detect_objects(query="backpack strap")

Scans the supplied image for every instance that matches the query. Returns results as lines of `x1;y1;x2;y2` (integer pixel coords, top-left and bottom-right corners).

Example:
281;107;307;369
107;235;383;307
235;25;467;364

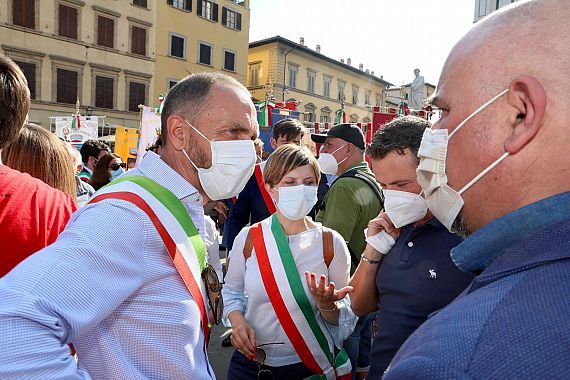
322;227;334;268
243;223;334;268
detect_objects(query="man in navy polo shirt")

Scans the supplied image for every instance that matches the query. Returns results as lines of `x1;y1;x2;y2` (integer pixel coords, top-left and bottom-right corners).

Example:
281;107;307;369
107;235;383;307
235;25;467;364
349;116;474;378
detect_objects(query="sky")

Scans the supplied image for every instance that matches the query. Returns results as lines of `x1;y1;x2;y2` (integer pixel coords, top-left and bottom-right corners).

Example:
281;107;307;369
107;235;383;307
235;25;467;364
249;0;475;87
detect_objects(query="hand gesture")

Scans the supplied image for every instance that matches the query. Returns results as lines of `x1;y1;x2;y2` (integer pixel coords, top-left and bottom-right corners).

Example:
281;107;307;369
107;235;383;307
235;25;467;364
228;312;257;360
305;272;354;310
367;211;401;240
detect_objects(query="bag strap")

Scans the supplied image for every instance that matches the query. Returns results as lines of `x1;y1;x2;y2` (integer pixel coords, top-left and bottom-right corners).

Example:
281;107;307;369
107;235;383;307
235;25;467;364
244;224;334;268
335;168;384;204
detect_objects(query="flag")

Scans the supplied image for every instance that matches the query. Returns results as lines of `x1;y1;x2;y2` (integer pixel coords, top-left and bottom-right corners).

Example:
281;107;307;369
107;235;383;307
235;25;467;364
397;100;408;116
71;112;81;130
156;94;165;114
335;109;346;124
258;100;276;127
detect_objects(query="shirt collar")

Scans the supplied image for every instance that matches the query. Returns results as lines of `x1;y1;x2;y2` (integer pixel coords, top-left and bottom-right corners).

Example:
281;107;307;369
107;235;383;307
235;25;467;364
341;161;369;175
451;191;570;272
134;151;202;204
82;165;93;175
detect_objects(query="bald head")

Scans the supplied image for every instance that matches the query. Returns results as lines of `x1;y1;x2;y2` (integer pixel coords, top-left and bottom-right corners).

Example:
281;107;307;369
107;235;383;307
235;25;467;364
432;0;570;234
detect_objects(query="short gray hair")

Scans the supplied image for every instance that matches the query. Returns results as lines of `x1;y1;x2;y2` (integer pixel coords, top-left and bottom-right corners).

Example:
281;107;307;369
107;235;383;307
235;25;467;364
160;72;248;146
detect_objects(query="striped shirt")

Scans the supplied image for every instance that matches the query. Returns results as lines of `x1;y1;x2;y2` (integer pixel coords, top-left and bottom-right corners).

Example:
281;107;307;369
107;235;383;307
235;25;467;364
0;151;215;379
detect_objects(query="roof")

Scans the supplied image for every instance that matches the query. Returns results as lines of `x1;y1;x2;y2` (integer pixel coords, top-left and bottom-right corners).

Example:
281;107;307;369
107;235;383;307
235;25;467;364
249;36;394;88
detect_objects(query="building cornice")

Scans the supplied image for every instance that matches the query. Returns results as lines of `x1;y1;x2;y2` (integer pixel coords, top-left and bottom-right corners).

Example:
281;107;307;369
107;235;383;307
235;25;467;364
1;45;45;58
249;36;394;88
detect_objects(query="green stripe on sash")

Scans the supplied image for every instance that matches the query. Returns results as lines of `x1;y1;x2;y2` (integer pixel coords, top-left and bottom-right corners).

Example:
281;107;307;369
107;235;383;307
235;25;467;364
106;175;206;271
270;214;334;364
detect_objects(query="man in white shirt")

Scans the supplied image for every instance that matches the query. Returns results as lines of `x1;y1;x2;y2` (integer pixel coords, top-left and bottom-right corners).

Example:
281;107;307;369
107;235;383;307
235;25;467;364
0;73;259;379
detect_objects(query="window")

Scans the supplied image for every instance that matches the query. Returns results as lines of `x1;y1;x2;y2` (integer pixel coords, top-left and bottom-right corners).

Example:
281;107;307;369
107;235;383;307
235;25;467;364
222;7;242;30
365;90;371;106
13;0;35;29
307;71;316;93
169;0;192;11
198;42;212;65
56;68;78;104
97;16;114;48
352;86;359;104
131;26;147;56
168;79;178;89
133;0;147;7
323;76;331;98
223;50;236;72
95;76;114;109
320;112;330;123
375;93;381;107
338;81;345;101
478;0;487;16
58;4;78;39
288;64;298;88
169;34;186;59
248;63;260;86
14;61;36;100
198;0;218;22
128;82;146;112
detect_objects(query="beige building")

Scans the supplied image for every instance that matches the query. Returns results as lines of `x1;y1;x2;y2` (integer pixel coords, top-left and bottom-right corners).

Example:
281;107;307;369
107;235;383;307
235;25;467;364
154;0;250;101
474;0;520;22
1;0;157;129
248;36;393;124
385;82;436;108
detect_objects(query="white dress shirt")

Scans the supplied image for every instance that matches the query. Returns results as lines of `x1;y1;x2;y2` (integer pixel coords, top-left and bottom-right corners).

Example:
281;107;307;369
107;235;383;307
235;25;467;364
222;222;357;367
0;152;215;379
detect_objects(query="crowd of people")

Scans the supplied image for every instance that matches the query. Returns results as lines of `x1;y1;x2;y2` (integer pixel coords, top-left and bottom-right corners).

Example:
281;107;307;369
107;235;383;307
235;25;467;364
0;1;569;379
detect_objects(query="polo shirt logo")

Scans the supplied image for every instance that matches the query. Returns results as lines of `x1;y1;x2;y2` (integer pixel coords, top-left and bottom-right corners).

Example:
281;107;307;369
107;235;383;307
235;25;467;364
429;269;437;279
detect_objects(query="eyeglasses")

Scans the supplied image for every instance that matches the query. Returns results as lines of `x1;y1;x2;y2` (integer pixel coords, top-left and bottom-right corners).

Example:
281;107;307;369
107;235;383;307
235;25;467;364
201;264;223;326
109;162;127;171
253;342;285;380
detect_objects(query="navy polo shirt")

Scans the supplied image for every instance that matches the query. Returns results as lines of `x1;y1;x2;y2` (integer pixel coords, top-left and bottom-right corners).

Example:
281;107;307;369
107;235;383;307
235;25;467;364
367;217;475;379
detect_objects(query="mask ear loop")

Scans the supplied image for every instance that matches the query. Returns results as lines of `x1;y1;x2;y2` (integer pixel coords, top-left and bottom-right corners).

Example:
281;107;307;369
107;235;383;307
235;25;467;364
449;89;509;139
458;152;509;195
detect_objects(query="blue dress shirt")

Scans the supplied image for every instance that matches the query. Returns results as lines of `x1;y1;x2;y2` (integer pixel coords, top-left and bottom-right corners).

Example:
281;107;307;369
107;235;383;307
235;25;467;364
0;152;215;379
385;191;570;380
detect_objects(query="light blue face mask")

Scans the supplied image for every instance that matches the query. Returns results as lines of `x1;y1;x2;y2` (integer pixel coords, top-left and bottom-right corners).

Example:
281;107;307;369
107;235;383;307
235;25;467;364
111;167;125;180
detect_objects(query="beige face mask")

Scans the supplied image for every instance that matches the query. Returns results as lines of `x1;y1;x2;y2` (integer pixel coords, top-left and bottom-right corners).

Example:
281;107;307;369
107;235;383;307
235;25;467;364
416;89;510;231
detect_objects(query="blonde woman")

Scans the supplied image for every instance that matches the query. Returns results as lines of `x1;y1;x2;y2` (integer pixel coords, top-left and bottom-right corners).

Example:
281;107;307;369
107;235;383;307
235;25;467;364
223;144;357;380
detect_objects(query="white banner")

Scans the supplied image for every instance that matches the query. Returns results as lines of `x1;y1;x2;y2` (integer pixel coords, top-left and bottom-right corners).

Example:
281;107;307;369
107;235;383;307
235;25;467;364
136;106;161;164
54;116;99;145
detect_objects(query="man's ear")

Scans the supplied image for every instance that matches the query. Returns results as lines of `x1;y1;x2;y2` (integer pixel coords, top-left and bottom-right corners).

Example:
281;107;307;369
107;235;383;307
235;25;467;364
504;75;546;154
165;115;188;151
270;138;277;150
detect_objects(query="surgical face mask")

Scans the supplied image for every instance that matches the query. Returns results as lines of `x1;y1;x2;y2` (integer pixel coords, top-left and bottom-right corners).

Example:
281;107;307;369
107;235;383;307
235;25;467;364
416;89;510;231
182;120;256;200
110;167;125;180
317;144;348;175
275;184;318;220
383;189;428;228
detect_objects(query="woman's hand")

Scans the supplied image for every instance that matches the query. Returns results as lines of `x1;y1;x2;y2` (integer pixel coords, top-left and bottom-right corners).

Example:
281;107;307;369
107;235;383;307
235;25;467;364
305;272;354;310
367;211;401;240
228;311;257;360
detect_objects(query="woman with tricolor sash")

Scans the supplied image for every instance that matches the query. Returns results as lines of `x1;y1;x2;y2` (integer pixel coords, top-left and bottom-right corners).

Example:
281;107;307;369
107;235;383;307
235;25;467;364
222;145;357;380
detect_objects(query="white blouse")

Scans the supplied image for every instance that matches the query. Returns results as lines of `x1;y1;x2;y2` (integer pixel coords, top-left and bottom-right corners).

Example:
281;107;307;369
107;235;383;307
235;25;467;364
222;221;357;367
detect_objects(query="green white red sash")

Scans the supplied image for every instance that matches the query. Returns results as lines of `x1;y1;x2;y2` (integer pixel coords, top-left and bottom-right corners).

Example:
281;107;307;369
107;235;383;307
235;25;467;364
253;164;276;214
88;175;210;345
251;214;352;380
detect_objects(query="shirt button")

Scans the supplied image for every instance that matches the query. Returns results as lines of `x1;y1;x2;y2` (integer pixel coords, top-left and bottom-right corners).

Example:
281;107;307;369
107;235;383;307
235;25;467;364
408;242;414;248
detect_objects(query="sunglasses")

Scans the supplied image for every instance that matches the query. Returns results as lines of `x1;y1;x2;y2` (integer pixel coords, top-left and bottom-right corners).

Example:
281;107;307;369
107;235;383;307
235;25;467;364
201;264;223;326
109;162;127;171
253;342;285;380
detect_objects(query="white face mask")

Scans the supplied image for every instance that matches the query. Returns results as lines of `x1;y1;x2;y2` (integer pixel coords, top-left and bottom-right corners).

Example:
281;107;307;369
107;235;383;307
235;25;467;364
416;89;510;231
317;144;348;175
275;184;318;220
182;121;256;200
383;189;428;228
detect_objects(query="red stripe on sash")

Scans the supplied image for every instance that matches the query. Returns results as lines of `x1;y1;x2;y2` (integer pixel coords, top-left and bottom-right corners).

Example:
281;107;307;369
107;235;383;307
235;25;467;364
253;165;276;214
250;223;322;375
90;192;210;346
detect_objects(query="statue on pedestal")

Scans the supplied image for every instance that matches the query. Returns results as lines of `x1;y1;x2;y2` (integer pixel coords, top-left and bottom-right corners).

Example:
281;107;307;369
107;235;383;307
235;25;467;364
410;68;425;110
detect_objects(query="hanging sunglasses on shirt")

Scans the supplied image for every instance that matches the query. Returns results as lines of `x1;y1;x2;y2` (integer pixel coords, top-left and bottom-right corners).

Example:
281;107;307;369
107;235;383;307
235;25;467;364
253;342;285;380
201;264;223;326
110;162;127;171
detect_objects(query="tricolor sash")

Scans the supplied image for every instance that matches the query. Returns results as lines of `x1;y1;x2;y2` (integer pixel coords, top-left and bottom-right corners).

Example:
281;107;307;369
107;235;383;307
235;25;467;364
253;164;276;215
88;175;211;345
251;215;351;380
